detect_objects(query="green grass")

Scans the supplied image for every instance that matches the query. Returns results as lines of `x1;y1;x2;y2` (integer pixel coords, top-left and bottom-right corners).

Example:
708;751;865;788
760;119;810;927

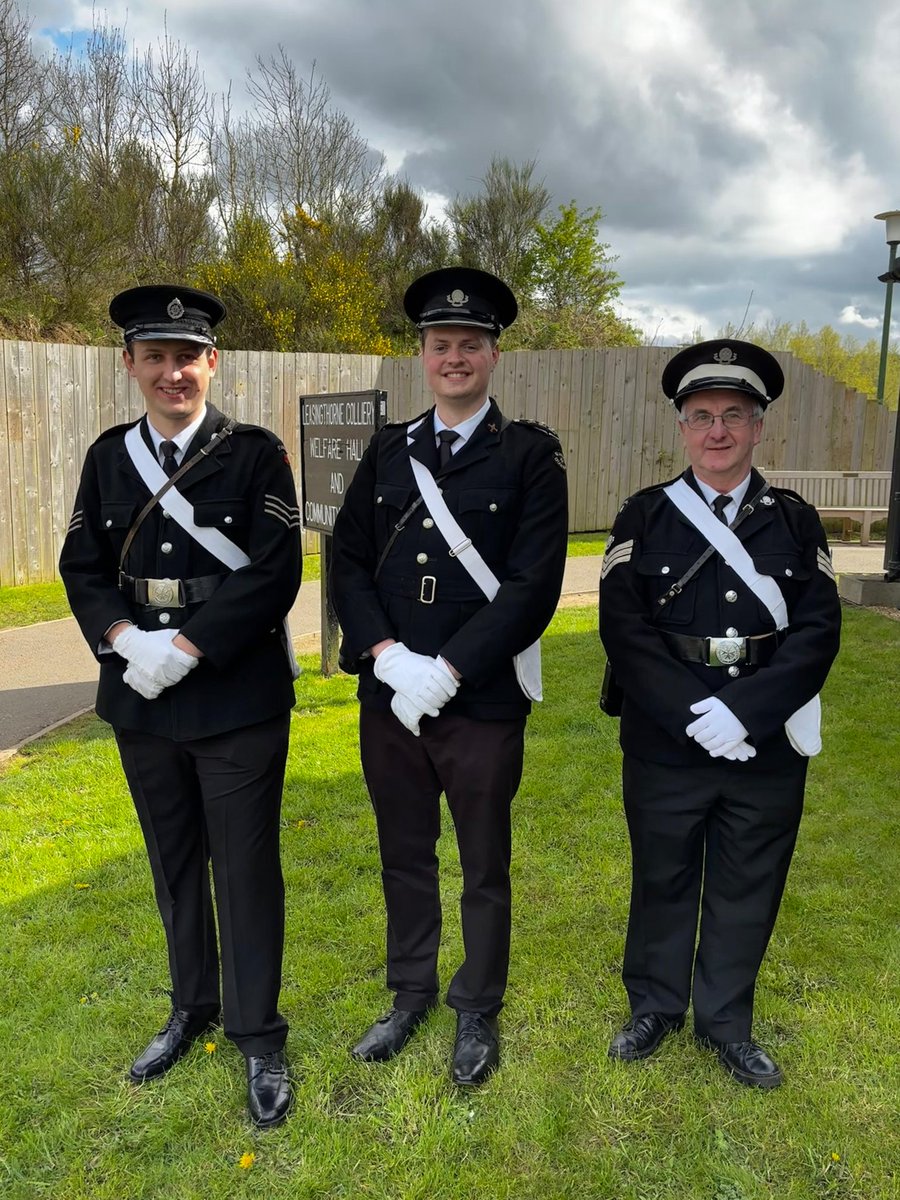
1;606;897;1199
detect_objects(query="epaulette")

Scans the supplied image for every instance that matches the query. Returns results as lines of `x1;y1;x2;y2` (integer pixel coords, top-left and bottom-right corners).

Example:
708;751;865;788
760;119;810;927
384;408;432;430
514;417;561;442
230;422;292;464
96;417;141;442
769;485;807;506
615;474;679;514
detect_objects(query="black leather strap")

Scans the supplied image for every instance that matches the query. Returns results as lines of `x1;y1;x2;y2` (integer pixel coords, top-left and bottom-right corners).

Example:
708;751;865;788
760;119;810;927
119;572;228;607
661;629;786;666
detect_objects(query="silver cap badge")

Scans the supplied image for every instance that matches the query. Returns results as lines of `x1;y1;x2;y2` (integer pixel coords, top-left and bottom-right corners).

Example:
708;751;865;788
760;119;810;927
447;289;468;307
167;297;185;320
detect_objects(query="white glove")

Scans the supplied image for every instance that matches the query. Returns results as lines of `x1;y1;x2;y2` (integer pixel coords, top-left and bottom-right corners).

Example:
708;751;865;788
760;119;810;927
686;697;751;758
122;663;165;700
391;691;427;736
721;739;757;762
373;642;458;711
113;625;199;688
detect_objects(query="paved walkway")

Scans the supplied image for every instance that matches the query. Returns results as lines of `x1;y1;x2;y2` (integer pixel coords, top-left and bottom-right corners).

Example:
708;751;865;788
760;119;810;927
0;544;887;758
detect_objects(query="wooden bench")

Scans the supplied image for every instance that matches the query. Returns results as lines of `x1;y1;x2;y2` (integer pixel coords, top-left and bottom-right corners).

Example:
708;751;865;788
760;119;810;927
763;470;890;544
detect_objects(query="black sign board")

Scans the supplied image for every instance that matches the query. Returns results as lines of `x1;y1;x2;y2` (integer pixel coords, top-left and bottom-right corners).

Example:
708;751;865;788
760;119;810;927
299;390;387;534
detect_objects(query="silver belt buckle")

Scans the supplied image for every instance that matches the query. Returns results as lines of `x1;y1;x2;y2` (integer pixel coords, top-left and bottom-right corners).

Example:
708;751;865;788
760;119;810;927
708;636;745;667
146;577;184;608
419;576;437;604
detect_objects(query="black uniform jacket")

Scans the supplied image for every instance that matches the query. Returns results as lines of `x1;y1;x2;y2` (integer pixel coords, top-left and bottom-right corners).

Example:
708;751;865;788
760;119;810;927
60;403;302;740
599;467;841;766
329;399;569;720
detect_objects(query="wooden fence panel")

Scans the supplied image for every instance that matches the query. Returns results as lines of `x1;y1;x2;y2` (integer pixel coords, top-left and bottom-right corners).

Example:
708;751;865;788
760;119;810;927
0;340;896;584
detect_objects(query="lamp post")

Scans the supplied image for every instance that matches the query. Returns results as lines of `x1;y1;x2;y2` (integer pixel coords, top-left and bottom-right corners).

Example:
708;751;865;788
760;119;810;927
874;211;900;403
874;212;900;582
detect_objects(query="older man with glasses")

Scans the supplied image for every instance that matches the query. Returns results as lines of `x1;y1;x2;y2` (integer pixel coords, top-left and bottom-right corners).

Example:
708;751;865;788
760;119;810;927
598;339;841;1089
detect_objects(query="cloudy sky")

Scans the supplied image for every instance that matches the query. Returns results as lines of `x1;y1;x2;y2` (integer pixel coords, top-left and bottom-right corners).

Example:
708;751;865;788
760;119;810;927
25;0;900;343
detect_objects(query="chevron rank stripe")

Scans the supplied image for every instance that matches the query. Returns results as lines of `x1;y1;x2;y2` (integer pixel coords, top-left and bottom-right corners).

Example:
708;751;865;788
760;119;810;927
67;510;83;534
264;494;301;529
817;547;836;581
601;539;634;579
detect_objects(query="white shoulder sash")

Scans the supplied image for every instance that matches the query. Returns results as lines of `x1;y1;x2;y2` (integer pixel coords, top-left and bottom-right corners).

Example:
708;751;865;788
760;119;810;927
663;477;820;756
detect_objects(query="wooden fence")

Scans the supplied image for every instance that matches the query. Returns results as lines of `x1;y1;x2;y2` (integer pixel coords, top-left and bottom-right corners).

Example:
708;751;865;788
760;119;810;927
0;340;895;585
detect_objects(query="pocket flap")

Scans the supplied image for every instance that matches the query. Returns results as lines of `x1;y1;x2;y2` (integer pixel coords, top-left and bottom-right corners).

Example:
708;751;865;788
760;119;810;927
100;501;136;529
193;498;249;527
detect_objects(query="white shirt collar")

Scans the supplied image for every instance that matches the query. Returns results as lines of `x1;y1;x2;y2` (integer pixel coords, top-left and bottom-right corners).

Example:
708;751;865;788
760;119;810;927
433;398;491;450
146;406;207;462
693;471;752;519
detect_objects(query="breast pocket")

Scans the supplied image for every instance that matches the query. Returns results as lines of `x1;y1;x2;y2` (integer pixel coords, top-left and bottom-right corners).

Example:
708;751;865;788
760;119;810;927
192;498;250;530
100;501;137;543
373;482;414;538
635;552;699;625
750;552;810;620
457;487;517;556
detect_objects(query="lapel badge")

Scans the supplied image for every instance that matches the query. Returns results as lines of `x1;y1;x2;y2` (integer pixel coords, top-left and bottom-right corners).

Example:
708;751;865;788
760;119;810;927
761;494;774;506
447;289;468;307
487;422;498;433
167;296;185;320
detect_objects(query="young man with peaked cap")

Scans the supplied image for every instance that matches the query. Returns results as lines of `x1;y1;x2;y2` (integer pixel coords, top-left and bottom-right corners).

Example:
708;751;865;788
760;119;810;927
59;285;301;1128
329;268;569;1086
598;338;841;1087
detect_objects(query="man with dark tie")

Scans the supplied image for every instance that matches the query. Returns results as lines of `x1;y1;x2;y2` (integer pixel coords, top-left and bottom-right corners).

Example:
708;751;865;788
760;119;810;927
599;339;841;1088
59;285;301;1127
329;268;569;1086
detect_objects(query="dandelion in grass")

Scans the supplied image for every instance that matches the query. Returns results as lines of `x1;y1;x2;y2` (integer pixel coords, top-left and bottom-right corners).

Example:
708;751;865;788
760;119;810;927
204;1041;217;1054
238;1152;256;1169
831;1152;841;1162
296;819;307;829
74;882;91;890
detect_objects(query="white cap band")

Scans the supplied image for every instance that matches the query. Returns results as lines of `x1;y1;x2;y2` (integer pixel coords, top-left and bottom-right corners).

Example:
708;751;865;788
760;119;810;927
677;362;768;398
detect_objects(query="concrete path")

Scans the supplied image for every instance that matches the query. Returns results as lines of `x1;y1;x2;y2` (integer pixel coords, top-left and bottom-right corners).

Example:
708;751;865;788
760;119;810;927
0;543;888;758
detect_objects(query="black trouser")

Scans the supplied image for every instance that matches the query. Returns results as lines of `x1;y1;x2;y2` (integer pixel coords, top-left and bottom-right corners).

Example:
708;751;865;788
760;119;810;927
359;707;526;1016
115;712;290;1056
621;755;808;1042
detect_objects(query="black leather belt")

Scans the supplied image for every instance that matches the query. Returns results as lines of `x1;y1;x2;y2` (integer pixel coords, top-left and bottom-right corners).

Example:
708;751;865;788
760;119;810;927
118;572;227;608
662;629;786;668
377;574;487;605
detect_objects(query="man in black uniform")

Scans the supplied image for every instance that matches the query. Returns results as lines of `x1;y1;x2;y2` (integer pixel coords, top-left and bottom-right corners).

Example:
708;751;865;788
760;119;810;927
59;286;301;1127
330;268;568;1086
599;339;841;1088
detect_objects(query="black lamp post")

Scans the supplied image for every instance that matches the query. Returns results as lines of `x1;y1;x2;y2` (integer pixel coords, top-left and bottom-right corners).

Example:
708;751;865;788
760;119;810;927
874;212;900;581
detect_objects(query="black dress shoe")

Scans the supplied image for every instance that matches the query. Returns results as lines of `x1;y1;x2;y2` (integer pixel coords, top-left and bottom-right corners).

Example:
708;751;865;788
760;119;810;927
350;1007;431;1062
698;1036;783;1089
451;1011;499;1087
246;1050;293;1128
128;1007;219;1082
608;1012;685;1061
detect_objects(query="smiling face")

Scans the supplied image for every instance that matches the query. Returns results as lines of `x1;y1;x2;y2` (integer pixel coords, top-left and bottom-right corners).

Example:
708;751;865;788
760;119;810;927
678;389;763;491
123;339;218;437
421;326;500;423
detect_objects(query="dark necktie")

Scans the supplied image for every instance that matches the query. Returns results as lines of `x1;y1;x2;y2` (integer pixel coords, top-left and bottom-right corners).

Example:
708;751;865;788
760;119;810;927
712;493;731;524
160;440;179;478
438;429;460;469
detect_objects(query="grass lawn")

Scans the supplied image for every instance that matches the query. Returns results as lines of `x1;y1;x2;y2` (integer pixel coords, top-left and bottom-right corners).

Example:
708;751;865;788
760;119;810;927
1;605;897;1199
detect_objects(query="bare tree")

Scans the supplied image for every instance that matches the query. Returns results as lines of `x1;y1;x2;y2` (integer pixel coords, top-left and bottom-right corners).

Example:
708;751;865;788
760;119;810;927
0;0;55;154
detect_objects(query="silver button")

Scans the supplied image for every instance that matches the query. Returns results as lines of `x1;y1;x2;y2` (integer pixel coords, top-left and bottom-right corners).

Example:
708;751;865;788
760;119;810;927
726;627;739;638
727;665;740;677
784;568;792;577
416;553;428;565
158;612;171;625
162;511;170;520
422;518;434;529
489;503;498;512
376;496;383;504
224;515;233;525
725;590;738;603
661;565;670;575
161;542;173;555
105;519;113;528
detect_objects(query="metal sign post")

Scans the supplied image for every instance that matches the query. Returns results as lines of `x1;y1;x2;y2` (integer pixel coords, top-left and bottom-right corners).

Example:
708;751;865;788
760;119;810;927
299;390;387;674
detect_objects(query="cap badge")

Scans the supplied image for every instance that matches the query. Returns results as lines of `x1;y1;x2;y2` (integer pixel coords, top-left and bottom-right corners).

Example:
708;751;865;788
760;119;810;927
166;297;185;320
447;289;468;307
713;347;737;364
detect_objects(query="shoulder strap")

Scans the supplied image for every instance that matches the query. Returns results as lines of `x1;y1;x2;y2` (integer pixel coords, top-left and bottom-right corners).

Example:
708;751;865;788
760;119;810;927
663;478;788;629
